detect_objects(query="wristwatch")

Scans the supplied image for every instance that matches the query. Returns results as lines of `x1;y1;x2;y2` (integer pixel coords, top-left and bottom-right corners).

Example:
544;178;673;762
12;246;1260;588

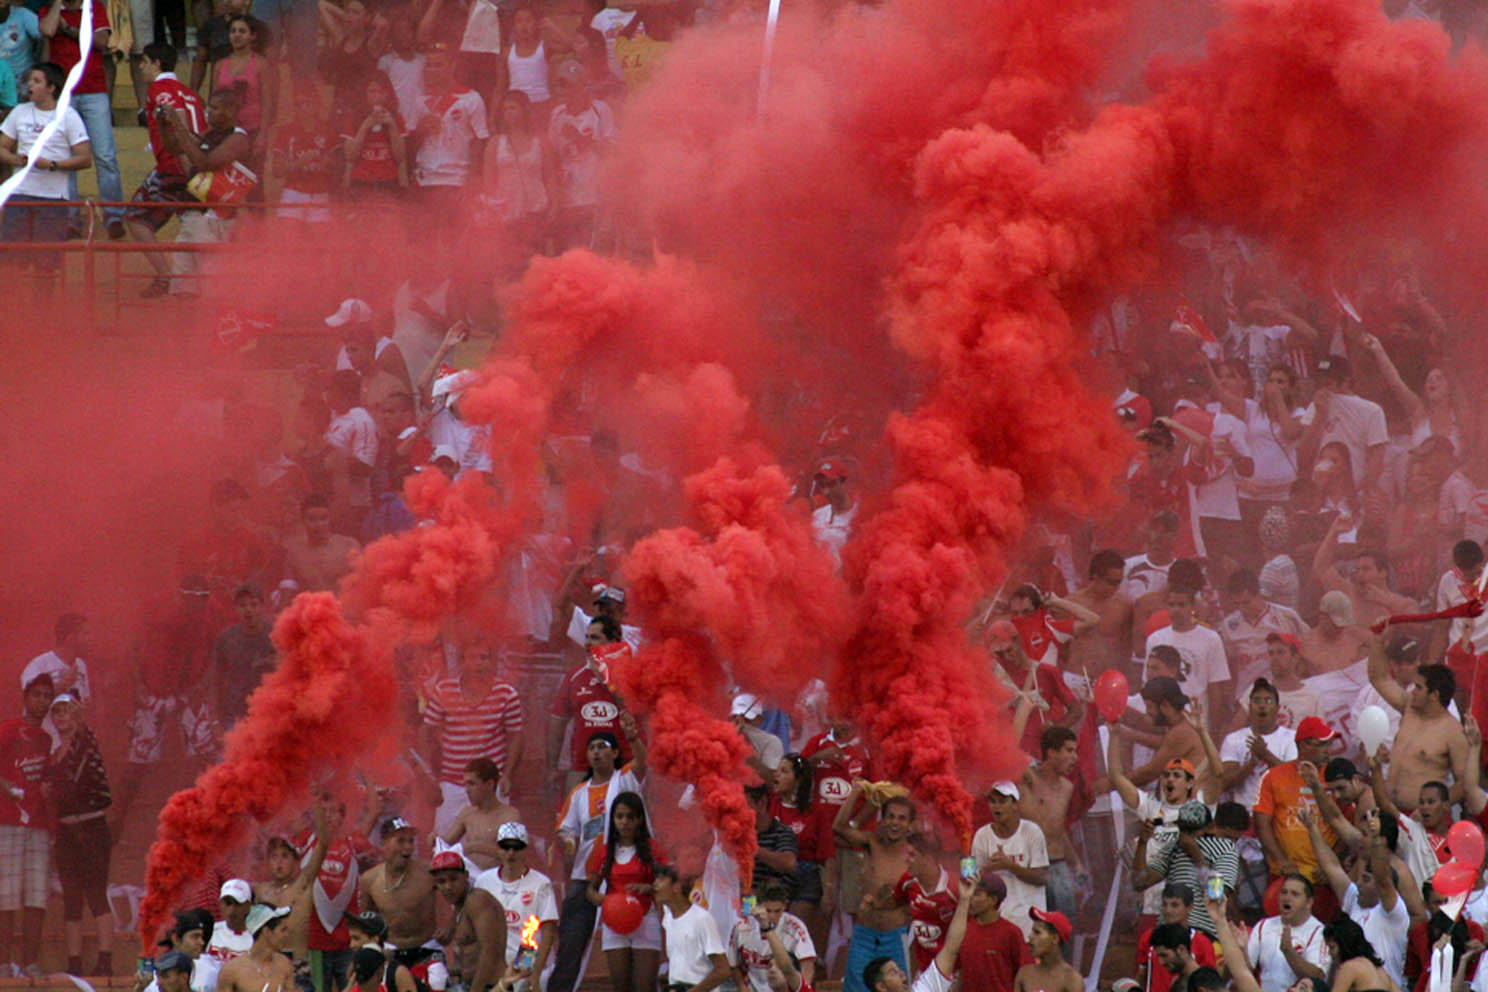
47;161;56;171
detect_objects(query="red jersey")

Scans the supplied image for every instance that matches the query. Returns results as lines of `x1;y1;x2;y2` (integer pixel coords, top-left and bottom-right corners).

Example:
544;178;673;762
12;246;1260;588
145;73;205;177
770;798;835;863
1010;610;1075;667
894;869;957;973
801;731;869;808
272;122;337;194
294;829;377;950
0;719;51;829
341;109;405;185
958;914;1030;992
549;661;631;771
1425;826;1451;864
585;839;665;915
39;3;110;93
1137;926;1216;992
999;660;1077;759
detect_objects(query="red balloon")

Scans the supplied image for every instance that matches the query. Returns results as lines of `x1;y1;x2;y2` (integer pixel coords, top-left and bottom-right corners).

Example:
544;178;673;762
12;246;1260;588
1093;670;1130;723
1450;820;1487;869
1434;860;1477;899
601;892;647;935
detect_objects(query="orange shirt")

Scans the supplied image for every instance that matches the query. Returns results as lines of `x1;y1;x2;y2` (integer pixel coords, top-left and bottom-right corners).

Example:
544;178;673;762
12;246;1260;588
1254;761;1337;880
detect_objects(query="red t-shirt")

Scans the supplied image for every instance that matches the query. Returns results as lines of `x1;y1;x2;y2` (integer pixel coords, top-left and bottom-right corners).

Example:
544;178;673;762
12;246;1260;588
549;662;631;772
294;830;377;950
894;869;957;973
957;915;1030;992
340;107;405;186
0;719;51;829
146;73;206;177
770;798;836;863
1137;926;1216;992
272;122;337;194
585;839;665;915
800;731;869;808
1010;610;1075;667
39;4;110;93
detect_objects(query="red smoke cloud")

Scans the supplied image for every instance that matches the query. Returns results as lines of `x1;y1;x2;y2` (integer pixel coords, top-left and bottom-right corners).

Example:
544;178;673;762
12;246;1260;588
138;593;397;945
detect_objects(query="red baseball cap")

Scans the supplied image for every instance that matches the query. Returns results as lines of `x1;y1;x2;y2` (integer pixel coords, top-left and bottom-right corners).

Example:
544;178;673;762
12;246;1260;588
1030;907;1073;943
430;851;466;873
816;459;848;482
1294;716;1338;743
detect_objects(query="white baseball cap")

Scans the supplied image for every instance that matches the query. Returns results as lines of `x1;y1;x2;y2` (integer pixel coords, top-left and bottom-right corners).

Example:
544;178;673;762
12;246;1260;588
731;693;763;719
219;879;252;904
324;298;373;328
988;780;1021;801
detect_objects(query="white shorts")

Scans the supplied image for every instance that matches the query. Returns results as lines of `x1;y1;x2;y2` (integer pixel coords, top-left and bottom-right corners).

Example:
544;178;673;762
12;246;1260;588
279;187;333;223
600;909;661;952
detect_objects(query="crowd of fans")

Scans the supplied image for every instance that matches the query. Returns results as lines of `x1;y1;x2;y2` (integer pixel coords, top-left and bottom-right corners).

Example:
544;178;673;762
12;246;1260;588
5;2;1488;992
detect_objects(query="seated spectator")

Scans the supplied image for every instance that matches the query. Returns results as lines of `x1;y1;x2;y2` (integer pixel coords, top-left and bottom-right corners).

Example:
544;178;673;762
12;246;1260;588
0;62;93;280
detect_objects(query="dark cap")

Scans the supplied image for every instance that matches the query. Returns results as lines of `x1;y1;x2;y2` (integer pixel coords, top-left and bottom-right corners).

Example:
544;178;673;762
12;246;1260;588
1136;421;1175;449
1315;355;1351;380
379;816;415;839
345;911;387;939
977;873;1007;901
156;950;194;975
1324;757;1359;783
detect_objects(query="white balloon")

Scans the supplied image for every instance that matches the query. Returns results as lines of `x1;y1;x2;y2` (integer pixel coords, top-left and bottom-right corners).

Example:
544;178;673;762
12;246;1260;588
1358;705;1390;758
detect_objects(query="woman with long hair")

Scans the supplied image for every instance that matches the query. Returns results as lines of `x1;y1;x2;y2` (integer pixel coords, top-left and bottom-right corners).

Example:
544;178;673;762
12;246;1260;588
770;753;834;953
1209;357;1304;546
482;89;556;259
584;791;663;992
341;70;409;202
213;15;277;163
1324;916;1398;992
1361;333;1467;460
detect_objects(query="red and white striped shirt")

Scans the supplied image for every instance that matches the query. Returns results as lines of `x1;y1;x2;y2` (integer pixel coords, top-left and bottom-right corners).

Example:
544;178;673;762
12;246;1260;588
423;678;524;785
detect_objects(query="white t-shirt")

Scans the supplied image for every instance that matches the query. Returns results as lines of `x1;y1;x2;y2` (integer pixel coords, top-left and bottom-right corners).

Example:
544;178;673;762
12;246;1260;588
662;904;725;985
1233;398;1306;501
326;406;378;466
21;650;90;701
588;7;638;75
473;866;559;964
1133;792;1185;915
1246;915;1330;992
728;912;816;992
911;961;953;992
556;764;643;880
1191;408;1252;521
1144;623;1231;703
428;408;492;477
376;52;426;127
1300;393;1388;485
1122;554;1171;603
1343;882;1409;990
144;962;214;992
1436;569;1488;654
812;503;856;568
970;819;1048;937
549;100;616;207
413;89;489;187
205;921;253;967
1219;725;1297;809
1220;603;1307;696
0;102;89;199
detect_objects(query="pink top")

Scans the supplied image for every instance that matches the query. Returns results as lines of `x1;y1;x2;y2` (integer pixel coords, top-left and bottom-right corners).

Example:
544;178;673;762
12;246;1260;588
213;54;263;130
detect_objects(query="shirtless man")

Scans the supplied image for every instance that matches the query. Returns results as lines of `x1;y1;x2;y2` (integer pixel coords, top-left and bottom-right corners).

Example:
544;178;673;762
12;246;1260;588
1311;521;1414;630
1020;726;1083;921
1066;549;1134;681
253;804;331;961
430;851;507;992
1119;677;1206;790
216;906;295;992
1298;591;1370;675
359;818;438;957
443;759;518;871
834;784;914;992
1013;909;1083;992
1366;633;1467;811
283;494;361;593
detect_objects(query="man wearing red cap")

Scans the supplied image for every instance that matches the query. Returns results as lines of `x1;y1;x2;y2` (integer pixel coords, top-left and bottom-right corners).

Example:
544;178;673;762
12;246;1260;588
1013;908;1081;992
985;622;1081;760
430;851;508;992
1253;717;1341;918
810;460;855;568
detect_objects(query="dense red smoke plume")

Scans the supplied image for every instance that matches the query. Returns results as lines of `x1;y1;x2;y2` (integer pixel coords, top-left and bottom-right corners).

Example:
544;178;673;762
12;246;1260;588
138;593;397;945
